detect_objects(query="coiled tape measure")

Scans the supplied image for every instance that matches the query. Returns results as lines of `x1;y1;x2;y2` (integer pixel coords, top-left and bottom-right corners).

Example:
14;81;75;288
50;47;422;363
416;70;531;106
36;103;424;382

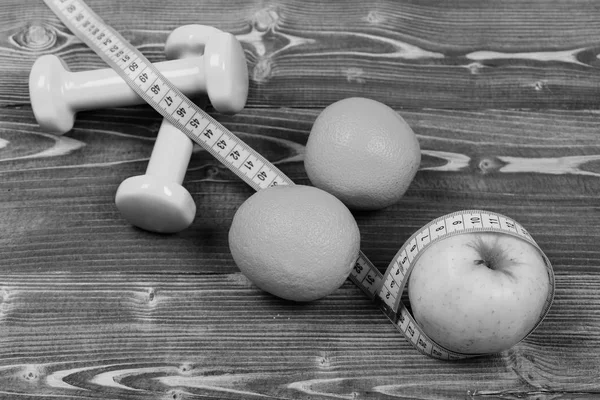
44;0;555;360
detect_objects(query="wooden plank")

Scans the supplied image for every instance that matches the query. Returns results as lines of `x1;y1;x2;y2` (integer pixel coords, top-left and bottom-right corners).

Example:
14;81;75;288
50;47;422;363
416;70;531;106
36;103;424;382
1;105;599;397
4;0;600;109
0;272;598;398
1;106;599;275
2;1;600;397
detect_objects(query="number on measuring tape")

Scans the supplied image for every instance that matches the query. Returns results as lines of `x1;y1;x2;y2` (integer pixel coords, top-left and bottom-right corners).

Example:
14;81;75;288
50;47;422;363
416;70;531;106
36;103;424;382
45;0;294;193
376;209;555;360
348;253;383;299
227;145;250;168
44;0;554;361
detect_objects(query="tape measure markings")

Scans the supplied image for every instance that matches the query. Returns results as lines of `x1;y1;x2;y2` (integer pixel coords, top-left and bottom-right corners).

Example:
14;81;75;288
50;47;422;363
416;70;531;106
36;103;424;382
48;0;293;192
49;0;387;305
380;210;535;313
377;209;555;359
349;253;384;300
45;0;555;361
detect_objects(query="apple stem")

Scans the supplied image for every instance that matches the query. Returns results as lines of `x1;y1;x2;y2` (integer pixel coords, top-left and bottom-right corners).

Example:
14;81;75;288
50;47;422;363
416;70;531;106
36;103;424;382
469;236;508;271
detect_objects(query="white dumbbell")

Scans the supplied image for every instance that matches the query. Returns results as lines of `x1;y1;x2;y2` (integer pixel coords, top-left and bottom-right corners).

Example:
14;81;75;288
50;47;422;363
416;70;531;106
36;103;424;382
114;25;249;233
29;24;249;134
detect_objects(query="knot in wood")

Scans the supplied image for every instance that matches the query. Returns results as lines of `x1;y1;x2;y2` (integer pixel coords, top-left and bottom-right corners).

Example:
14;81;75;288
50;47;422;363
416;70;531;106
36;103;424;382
466;62;483;75
253;7;279;32
21;364;44;382
366;10;386;24
344;67;366;84
13;23;57;51
316;351;334;370
179;363;194;375
168;389;184;400
253;57;273;83
205;165;221;178
477;156;505;174
147;288;156;303
534;80;548;91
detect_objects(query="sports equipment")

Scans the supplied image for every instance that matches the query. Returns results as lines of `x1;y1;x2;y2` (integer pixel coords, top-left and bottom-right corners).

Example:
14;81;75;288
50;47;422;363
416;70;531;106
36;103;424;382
115;25;248;233
29;25;248;134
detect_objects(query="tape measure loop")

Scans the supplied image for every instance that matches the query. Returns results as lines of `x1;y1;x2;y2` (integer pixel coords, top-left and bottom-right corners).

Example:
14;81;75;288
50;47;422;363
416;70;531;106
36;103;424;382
43;0;554;361
377;209;555;360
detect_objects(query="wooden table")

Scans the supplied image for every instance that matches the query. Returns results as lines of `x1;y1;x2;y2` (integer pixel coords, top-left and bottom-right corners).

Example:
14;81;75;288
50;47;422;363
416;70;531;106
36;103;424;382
2;1;599;398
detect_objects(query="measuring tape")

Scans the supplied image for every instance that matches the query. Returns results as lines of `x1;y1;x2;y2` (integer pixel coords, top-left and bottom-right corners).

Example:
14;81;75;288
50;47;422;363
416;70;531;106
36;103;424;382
45;0;293;192
376;209;555;359
43;0;555;360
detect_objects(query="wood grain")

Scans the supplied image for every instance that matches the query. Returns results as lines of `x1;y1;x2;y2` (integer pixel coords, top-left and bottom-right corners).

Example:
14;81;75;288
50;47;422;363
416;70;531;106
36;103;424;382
0;273;599;399
1;104;600;398
4;0;600;110
2;0;600;399
2;107;599;274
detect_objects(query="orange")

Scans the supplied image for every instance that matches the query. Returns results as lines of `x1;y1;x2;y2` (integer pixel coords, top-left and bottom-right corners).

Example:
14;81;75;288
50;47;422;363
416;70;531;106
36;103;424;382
228;185;360;302
304;97;421;210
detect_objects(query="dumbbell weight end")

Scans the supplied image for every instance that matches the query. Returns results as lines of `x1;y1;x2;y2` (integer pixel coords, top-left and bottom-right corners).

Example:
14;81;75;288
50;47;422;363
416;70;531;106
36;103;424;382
115;119;196;233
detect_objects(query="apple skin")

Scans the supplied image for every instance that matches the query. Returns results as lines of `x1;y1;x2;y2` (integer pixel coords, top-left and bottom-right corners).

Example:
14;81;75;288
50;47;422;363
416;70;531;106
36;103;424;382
408;232;551;355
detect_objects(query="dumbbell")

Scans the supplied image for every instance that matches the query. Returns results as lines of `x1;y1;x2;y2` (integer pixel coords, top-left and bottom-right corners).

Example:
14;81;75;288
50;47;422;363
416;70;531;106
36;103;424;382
114;25;249;233
29;24;249;134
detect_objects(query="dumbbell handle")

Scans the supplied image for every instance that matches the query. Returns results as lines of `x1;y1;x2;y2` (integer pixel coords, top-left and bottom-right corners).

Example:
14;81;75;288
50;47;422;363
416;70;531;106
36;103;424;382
64;57;205;111
146;119;194;183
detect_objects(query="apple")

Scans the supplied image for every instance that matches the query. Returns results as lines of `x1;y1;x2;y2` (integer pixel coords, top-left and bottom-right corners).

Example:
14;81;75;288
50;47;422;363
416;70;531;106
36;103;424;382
407;231;552;355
